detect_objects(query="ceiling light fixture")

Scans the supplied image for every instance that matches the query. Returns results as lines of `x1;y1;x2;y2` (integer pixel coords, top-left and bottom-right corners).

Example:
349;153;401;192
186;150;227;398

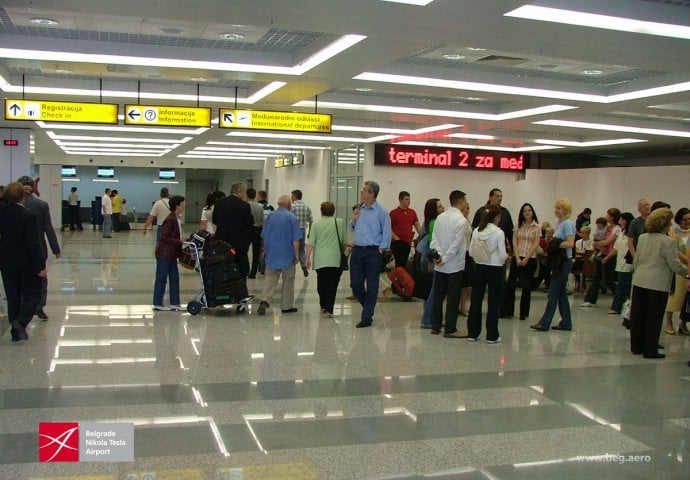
442;54;466;60
218;32;245;40
534;138;647;147
0;34;366;78
581;69;603;76
505;5;690;40
160;28;183;35
353;72;690;103
355;87;372;92
293;99;575;121
466;47;487;51
396;141;562;152
190;77;207;82
30;17;59;26
379;0;435;5
534;119;690;138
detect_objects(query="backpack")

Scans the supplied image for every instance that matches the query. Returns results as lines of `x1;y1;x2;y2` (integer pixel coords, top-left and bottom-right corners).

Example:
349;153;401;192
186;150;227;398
469;233;492;263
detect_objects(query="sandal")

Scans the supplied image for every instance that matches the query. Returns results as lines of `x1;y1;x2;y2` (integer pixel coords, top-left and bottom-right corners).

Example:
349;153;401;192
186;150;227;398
665;327;676;335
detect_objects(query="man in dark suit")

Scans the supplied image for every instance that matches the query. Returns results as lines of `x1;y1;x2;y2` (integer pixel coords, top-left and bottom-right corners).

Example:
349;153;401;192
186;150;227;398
0;182;47;341
213;182;254;277
18;176;61;320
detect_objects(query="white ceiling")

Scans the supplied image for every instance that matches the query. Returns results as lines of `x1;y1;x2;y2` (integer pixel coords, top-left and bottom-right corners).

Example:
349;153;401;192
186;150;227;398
1;0;690;165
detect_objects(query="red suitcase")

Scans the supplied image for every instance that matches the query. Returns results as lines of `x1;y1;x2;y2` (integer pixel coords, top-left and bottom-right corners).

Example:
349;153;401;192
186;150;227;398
388;267;415;299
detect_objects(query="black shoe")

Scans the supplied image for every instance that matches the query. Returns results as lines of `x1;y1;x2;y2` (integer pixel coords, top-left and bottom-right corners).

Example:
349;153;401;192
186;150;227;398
622;318;630;329
658;344;664;349
257;301;269;315
281;308;298;313
248;275;256;279
632;350;642;355
302;266;309;277
551;325;571;331
355;319;372;328
36;309;49;321
519;316;526;320
430;329;441;335
530;324;548;331
420;325;432;329
443;331;468;338
643;353;665;359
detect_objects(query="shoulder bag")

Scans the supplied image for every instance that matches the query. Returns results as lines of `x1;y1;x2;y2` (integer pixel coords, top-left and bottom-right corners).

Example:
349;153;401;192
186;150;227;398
334;218;349;271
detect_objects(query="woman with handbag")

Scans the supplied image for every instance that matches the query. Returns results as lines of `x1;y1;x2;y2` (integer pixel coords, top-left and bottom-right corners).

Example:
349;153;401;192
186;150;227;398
306;201;347;318
508;203;541;320
419;198;444;328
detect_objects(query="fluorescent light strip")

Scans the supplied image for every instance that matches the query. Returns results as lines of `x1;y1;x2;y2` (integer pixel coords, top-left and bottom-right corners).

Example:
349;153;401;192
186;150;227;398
446;133;497;140
294;99;575;120
178;154;266;160
396;140;562;152
505;5;690;40
63;148;171;154
190;149;271;157
194;147;296;154
46;132;192;143
534;119;690;138
36;121;207;135
354;72;690;104
225;130;391;143
0;35;365;77
380;0;434;5
534;138;647;147
67;151;164;157
56;142;181;149
208;141;325;150
333;123;460;134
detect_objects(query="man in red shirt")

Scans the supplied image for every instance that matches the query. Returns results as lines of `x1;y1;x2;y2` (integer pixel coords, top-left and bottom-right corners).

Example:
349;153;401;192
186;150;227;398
389;191;421;270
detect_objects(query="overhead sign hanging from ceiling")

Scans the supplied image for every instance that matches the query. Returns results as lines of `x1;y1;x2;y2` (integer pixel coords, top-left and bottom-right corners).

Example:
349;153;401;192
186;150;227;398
219;109;332;133
374;143;527;172
124;104;211;127
5;99;118;124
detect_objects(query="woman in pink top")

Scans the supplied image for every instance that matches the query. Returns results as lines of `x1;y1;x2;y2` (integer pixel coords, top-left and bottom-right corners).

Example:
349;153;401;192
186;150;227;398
507;203;541;320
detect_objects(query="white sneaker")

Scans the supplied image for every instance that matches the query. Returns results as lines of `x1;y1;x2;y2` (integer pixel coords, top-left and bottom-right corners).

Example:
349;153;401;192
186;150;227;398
153;305;171;311
486;337;502;344
170;305;185;311
467;337;479;342
580;302;595;307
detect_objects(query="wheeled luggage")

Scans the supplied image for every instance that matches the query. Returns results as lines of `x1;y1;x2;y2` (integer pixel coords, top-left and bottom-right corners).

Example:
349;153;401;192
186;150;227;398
388;266;415;299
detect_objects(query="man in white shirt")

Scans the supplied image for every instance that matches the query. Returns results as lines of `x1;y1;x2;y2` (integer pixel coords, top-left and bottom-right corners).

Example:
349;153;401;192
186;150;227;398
143;187;171;243
101;188;113;238
429;190;469;338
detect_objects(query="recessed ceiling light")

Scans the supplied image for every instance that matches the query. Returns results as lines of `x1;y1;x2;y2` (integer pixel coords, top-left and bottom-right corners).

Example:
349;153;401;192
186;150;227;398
355;87;372;92
30;17;59;26
219;32;245;40
581;69;603;75
190;77;208;82
160;28;183;35
442;54;466;60
466;47;487;51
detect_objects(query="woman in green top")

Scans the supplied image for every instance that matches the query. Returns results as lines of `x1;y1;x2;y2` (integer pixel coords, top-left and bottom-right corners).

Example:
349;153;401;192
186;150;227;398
306;201;347;317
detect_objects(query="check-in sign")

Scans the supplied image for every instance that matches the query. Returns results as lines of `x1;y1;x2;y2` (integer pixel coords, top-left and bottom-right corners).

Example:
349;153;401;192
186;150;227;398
5;99;118;124
125;105;211;127
219;109;332;133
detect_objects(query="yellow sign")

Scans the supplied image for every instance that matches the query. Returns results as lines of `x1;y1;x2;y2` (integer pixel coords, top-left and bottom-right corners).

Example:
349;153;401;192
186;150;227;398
125;104;211;127
219;109;332;133
5;99;118;124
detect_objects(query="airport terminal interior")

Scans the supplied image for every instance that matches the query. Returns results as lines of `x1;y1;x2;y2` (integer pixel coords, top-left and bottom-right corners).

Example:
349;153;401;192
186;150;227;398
1;0;690;479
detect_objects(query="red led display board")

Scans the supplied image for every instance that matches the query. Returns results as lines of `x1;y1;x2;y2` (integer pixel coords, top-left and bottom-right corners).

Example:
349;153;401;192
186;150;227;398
374;144;526;172
3;139;18;146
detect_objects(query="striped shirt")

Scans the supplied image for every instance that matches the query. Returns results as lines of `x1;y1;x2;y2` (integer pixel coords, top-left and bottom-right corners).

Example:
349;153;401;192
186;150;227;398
515;221;541;258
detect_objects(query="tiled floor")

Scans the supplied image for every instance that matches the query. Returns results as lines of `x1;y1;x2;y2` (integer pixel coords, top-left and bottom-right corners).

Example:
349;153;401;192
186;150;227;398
1;230;689;479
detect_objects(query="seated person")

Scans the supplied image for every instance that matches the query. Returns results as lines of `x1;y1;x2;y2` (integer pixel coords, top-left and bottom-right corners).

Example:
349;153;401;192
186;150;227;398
573;226;593;290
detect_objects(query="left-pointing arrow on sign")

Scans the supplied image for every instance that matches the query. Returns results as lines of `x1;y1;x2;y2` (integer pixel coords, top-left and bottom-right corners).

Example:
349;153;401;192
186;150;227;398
9;103;21;116
127;109;140;120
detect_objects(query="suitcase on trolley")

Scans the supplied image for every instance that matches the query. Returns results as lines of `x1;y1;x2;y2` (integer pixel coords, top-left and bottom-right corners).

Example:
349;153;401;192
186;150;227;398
388;266;415;299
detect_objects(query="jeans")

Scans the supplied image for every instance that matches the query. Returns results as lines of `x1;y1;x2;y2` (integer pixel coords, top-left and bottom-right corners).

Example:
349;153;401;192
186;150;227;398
611;271;632;313
102;214;112;237
153;256;180;307
420;274;437;327
468;264;503;341
299;228;307;268
431;270;463;333
350;247;382;322
584;257;617;304
537;258;573;328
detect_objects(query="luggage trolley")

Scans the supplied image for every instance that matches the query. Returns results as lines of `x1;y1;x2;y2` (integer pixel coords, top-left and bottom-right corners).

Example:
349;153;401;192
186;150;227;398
183;239;253;315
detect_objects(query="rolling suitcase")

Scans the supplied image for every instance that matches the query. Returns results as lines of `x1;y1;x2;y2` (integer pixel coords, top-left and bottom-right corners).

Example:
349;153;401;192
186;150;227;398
388;267;415;299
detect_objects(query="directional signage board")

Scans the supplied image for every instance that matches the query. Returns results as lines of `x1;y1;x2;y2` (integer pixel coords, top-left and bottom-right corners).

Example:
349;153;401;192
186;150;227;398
125;104;211;127
219;109;332;133
5;99;118;124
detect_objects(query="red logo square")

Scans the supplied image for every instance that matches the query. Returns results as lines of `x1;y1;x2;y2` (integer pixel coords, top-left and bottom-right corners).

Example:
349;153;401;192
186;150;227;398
38;422;79;462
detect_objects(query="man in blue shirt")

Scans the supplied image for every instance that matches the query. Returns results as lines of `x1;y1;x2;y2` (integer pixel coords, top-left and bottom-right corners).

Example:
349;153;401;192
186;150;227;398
257;195;303;315
349;181;391;328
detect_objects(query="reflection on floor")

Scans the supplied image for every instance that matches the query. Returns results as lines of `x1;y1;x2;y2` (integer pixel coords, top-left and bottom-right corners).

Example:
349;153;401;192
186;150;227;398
0;230;688;479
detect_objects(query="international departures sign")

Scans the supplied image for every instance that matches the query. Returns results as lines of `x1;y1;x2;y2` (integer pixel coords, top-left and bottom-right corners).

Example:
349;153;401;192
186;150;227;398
219;109;332;133
5;99;118;124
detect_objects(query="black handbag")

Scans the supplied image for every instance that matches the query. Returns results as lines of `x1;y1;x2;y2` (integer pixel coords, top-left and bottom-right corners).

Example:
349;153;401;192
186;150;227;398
334;218;349;271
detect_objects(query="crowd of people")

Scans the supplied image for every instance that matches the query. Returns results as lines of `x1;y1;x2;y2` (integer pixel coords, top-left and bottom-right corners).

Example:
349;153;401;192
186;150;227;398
2;175;689;365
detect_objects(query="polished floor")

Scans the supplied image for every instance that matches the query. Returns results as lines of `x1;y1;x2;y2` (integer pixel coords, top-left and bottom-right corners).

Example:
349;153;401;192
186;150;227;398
1;229;689;480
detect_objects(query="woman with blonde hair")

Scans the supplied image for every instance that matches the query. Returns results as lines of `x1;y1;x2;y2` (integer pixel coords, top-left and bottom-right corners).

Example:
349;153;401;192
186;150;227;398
531;198;576;332
630;208;688;358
